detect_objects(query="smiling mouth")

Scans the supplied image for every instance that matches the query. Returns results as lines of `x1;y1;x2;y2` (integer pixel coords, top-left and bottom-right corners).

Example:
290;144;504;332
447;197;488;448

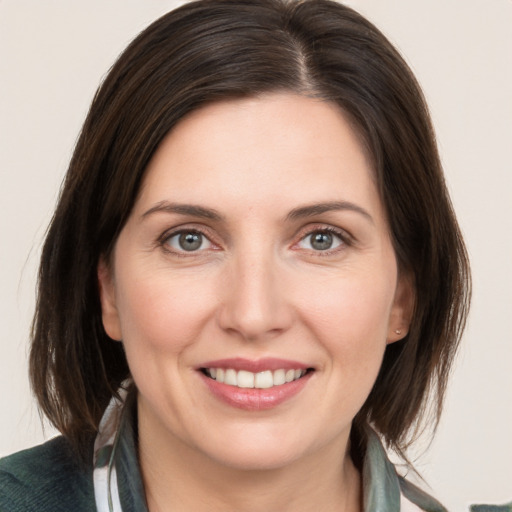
201;368;314;389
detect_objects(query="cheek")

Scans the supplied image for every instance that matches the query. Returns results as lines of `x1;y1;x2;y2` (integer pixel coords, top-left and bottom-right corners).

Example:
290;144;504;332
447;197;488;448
301;273;395;337
113;266;218;356
296;269;396;372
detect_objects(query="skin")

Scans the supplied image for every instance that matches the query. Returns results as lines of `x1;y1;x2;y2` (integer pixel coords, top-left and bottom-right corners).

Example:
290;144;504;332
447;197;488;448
98;93;413;512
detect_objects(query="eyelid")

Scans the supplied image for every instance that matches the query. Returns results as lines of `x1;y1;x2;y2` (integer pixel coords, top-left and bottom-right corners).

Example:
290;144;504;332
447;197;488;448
156;222;353;256
167;231;213;251
291;224;354;253
158;224;221;254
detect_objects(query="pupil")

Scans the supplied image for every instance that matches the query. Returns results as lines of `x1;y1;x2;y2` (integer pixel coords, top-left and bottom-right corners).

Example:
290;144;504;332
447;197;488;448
179;232;202;251
311;232;332;250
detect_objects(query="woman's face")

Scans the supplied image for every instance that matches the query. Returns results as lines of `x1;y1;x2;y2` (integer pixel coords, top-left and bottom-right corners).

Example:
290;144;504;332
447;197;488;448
99;93;412;471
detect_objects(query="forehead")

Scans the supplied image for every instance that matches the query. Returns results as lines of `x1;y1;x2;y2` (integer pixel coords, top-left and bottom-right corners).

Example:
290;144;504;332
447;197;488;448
135;93;382;220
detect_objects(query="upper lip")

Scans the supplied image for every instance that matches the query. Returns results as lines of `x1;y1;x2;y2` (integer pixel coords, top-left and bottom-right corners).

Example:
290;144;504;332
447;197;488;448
198;357;311;373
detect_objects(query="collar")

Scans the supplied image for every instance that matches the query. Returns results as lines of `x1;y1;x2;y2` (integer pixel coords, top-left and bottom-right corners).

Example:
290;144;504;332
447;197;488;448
93;389;446;512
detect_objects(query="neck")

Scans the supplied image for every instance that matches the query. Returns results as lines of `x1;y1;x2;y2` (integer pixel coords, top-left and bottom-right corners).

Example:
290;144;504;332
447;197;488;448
138;413;361;512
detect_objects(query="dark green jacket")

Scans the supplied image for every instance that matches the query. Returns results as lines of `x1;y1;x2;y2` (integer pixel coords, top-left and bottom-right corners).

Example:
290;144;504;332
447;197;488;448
1;411;509;512
0;426;445;512
0;436;95;511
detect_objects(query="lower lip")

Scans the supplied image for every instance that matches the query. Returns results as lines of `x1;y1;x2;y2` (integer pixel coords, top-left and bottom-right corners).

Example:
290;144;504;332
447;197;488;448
200;372;313;411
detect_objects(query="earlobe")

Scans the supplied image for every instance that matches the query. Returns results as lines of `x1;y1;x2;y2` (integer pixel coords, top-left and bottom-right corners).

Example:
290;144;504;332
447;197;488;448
97;258;122;341
387;271;415;344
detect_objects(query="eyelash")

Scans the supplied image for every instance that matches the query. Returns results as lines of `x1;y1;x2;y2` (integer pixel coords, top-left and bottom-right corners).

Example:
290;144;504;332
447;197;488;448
158;225;352;257
293;226;352;256
158;227;218;257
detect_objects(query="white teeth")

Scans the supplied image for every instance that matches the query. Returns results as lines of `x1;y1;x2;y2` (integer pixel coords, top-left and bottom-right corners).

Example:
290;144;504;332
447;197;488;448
205;367;308;389
237;370;255;388
224;369;237;386
273;369;286;386
255;370;273;389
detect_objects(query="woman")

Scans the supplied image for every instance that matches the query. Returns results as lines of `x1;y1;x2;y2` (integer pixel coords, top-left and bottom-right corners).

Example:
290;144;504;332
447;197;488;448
0;1;472;511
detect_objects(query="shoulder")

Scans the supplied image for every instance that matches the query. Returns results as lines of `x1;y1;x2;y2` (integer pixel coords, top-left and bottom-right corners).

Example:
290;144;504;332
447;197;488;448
0;436;95;512
362;428;449;512
398;476;448;512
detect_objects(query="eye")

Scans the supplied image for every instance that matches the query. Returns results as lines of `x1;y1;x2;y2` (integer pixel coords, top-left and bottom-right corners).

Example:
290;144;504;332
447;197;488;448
165;230;213;252
297;229;344;252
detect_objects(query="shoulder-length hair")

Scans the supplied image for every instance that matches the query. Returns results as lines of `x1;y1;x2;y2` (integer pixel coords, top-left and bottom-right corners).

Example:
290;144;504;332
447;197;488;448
30;0;470;463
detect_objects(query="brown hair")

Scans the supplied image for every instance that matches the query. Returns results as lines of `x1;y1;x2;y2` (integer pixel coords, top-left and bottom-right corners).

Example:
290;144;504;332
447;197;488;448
30;0;470;463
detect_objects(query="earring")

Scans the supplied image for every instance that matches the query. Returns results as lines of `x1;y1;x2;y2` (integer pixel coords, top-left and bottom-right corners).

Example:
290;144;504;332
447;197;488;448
395;329;402;335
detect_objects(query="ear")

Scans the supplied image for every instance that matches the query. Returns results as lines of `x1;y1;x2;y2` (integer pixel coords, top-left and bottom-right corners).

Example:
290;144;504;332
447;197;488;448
97;257;122;341
387;271;415;344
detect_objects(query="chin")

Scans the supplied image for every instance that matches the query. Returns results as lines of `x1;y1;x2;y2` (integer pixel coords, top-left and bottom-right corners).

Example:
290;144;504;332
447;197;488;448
194;423;333;473
208;443;306;472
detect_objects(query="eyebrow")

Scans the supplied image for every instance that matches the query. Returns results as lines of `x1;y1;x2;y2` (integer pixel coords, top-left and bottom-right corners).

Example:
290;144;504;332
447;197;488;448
141;201;224;221
286;201;374;224
141;200;373;224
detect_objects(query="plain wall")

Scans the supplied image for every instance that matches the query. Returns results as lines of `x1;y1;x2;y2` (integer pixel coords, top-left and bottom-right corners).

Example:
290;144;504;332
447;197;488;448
1;1;511;510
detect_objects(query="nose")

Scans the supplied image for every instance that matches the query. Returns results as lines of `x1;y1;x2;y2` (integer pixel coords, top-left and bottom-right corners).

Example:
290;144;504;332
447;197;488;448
217;249;293;342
